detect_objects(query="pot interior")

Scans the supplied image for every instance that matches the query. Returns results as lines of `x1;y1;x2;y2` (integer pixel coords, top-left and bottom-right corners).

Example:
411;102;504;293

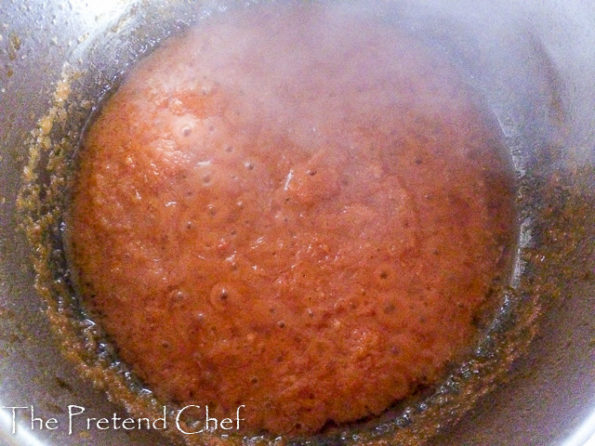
1;1;593;445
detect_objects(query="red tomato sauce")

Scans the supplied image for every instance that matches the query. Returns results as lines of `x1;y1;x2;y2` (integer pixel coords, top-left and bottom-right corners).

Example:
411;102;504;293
69;3;515;434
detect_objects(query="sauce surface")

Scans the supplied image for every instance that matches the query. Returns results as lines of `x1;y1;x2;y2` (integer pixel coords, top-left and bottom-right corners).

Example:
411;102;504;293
69;3;514;434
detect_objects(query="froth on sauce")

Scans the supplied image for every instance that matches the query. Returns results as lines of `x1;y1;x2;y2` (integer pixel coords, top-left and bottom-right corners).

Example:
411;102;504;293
69;1;515;435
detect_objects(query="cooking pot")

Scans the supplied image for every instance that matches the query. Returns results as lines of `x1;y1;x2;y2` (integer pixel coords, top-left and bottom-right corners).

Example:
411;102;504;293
0;0;593;445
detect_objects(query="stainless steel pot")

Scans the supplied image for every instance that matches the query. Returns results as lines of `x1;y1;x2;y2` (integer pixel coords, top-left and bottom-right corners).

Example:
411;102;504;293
0;1;593;445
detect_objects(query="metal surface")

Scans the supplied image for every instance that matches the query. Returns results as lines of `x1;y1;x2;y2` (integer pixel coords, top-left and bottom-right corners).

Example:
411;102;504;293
0;1;593;445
